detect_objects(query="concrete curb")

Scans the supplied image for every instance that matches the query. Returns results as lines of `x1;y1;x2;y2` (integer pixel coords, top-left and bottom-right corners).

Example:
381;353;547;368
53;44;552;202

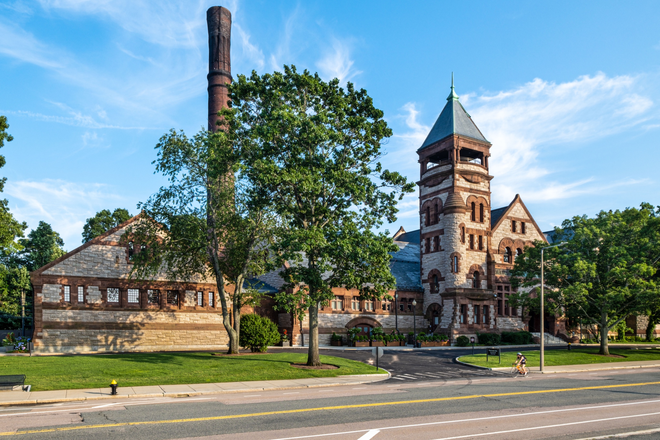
453;357;494;370
0;373;390;407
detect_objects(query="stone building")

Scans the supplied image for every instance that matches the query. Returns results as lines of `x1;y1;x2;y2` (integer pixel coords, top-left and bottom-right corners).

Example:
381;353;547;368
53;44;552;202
414;79;552;342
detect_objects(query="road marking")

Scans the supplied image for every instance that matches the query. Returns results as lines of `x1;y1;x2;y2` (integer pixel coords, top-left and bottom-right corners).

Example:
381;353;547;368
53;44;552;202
357;429;380;440
91;403;123;409
352;388;367;390
242;395;262;397
283;392;299;395
268;399;660;440
431;411;660;439
574;427;660;439
3;382;660;436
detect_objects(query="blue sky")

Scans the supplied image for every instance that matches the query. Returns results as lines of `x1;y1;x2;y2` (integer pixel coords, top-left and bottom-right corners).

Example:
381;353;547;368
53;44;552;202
1;0;659;250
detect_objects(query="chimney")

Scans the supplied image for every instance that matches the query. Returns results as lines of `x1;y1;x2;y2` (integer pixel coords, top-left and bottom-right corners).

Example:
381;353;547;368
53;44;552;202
207;6;232;132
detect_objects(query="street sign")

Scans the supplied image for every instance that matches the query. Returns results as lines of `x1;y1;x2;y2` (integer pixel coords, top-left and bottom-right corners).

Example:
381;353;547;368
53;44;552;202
486;347;501;364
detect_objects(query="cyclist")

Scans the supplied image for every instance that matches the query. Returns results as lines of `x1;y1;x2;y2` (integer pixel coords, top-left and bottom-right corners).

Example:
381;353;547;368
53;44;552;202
514;352;528;376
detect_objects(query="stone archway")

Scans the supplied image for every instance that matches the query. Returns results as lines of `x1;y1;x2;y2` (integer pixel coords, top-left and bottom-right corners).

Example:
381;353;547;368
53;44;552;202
426;303;442;332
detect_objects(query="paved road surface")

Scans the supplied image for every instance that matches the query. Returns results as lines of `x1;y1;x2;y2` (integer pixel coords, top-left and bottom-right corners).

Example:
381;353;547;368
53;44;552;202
1;351;659;439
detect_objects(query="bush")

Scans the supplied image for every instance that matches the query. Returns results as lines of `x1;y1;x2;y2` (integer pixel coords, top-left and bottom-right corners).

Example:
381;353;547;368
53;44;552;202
477;332;501;346
331;332;342;342
501;331;533;345
239;314;280;352
456;335;470;347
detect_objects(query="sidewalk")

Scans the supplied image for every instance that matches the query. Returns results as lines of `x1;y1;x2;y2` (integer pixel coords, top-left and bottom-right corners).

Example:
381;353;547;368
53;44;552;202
488;360;660;374
0;373;389;407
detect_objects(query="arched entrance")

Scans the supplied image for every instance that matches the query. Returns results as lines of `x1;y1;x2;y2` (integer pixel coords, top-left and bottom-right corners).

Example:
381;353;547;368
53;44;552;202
426;303;442;332
345;317;381;337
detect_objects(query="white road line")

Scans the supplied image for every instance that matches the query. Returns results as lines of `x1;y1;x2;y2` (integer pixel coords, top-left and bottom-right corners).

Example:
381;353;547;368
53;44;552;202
352;388;367;390
357;429;380;440
91;403;123;409
283;392;300;395
431;411;660;440
575;427;660;439
242;395;262;397
268;399;660;440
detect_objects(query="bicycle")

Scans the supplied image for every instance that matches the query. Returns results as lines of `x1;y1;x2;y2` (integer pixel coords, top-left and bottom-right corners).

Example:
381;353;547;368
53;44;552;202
510;363;528;377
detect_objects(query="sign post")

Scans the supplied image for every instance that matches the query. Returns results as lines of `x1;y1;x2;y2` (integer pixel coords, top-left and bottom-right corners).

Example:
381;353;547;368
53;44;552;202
372;347;384;371
470;336;475;355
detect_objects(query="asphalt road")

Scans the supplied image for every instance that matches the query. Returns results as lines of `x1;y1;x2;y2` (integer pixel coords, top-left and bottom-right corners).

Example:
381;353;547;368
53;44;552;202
1;353;659;439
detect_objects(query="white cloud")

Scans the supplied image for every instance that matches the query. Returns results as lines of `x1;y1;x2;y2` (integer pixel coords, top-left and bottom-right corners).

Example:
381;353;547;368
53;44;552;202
5;179;127;249
234;23;265;71
316;39;361;84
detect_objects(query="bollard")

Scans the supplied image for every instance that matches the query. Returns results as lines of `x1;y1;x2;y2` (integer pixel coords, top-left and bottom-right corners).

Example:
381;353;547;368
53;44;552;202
110;379;118;395
568;343;571;351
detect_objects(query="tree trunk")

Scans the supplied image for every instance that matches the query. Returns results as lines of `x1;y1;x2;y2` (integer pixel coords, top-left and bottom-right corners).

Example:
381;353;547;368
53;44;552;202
647;313;659;341
231;298;241;353
307;303;320;366
599;311;610;356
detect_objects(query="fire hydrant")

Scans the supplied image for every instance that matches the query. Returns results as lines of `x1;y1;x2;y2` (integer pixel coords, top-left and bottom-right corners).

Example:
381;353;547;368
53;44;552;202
110;380;118;395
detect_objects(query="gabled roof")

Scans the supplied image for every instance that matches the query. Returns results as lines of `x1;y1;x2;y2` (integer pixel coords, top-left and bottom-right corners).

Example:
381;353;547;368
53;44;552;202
392;228;420;244
418;78;489;151
490;194;548;243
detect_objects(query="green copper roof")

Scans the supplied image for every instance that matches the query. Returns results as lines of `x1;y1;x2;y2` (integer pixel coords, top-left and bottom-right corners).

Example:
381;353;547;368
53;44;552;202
418;77;489;150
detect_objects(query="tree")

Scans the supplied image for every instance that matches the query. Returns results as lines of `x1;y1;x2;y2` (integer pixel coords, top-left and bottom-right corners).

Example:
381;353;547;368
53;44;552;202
82;208;132;243
511;204;660;355
14;221;66;272
0;266;30;330
229;66;414;366
126;128;276;354
0;116;27;258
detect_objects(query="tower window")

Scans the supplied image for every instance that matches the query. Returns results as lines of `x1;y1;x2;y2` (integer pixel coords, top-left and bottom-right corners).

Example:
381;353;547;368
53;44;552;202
433;236;439;252
479;204;484;223
432;274;439;293
512;221;517;233
461;227;465;244
478;235;483;251
426;237;431;254
472;271;480;288
452;256;459;273
426;206;430;226
434;202;439;224
471;202;476;222
469;234;474;250
504;247;512;263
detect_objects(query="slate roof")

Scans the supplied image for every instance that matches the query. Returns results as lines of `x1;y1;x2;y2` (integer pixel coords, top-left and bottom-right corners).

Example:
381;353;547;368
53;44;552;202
391;230;422;291
490;207;508;228
418;82;488;151
243;278;278;294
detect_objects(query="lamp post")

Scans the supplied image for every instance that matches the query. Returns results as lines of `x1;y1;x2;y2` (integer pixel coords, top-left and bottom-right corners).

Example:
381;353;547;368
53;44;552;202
394;293;399;334
540;242;567;372
412;299;417;347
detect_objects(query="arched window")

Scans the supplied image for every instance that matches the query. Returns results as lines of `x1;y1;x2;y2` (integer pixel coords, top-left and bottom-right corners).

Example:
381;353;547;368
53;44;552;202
461;226;466;244
473;271;480;288
426;206;430;226
516;248;523;260
432;274;439;293
471;202;476;221
453;256;459;273
479;203;484;223
434;202;439;224
503;247;512;263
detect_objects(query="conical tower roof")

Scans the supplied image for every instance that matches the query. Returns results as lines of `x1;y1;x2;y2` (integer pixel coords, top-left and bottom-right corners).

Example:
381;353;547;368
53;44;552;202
418;75;489;151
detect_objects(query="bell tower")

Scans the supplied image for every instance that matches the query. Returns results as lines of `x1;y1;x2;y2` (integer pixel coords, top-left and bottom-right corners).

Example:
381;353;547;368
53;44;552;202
417;76;494;337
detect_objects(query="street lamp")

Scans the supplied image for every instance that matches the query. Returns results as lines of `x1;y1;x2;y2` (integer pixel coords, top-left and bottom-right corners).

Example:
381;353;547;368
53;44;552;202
394;293;399;334
412;299;417;347
540;242;567;372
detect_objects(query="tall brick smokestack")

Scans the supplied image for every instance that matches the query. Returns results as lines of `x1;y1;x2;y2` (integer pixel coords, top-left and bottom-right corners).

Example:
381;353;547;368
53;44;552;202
207;6;231;132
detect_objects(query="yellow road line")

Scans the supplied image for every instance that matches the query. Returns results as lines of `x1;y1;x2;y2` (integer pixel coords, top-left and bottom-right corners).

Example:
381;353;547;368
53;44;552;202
2;380;660;437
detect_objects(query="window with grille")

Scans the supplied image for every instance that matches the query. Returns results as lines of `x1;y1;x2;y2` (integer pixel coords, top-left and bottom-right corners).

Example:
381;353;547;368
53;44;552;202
78;286;84;303
209;292;214;307
365;300;374;311
331;296;343;310
382;301;391;311
167;290;179;305
148;290;160;305
63;285;70;302
351;298;360;311
197;292;203;306
107;288;119;303
128;289;139;303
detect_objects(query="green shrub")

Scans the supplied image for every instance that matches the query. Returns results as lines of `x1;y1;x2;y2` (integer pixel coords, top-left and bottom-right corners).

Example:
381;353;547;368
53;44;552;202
331;332;342;342
501;331;533;345
239;314;280;352
477;332;501;346
456;335;470;347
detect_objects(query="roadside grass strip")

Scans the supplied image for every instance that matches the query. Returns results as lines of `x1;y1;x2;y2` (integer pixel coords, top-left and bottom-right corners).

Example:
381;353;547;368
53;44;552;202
458;347;660;368
2;380;660;436
0;352;385;391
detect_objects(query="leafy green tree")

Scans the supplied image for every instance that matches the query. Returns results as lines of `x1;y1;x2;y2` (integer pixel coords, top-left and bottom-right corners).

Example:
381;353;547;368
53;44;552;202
127;129;276;354
0;116;27;258
14;221;66;272
82;208;132;243
0;266;30;330
229;66;414;365
511;204;660;355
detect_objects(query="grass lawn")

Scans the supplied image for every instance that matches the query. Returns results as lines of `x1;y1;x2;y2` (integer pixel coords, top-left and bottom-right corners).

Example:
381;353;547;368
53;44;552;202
458;347;660;368
0;352;384;391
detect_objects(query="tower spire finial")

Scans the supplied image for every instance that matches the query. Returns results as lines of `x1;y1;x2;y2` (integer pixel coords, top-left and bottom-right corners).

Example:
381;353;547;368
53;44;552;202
447;72;459;101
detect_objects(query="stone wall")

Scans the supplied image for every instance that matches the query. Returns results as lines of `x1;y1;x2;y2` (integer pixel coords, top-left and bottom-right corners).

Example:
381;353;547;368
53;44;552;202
41;284;62;302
